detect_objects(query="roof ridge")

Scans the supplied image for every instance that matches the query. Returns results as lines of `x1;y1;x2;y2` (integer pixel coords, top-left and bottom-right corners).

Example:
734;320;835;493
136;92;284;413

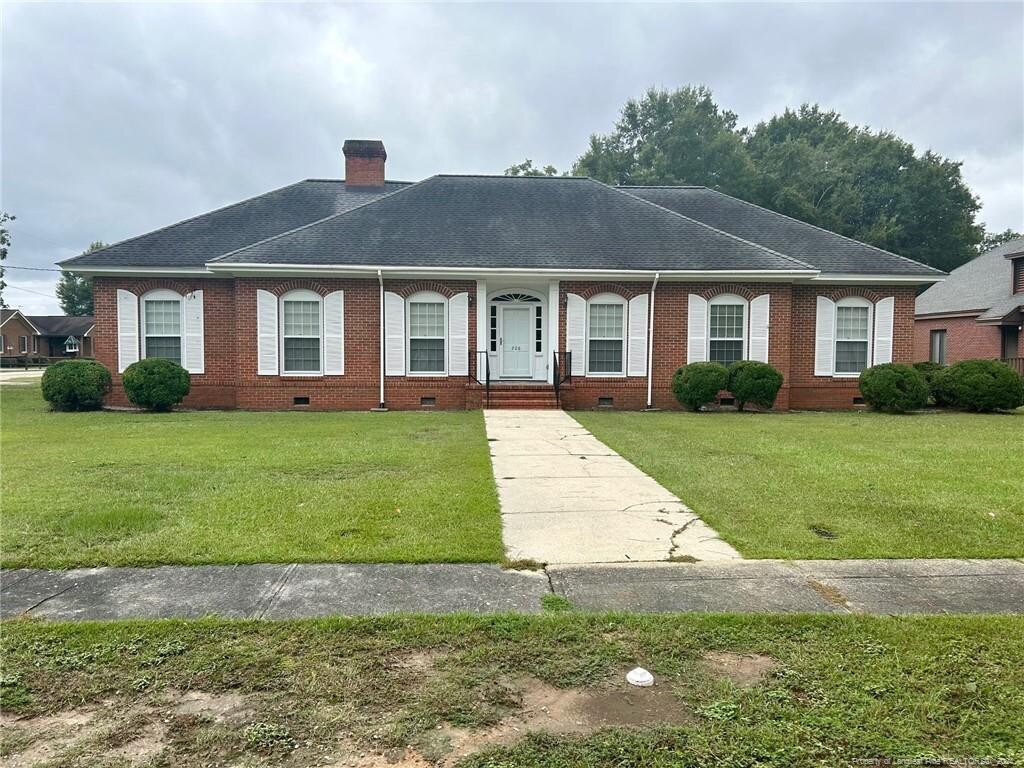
303;178;415;185
618;185;707;190
58;178;318;269
698;187;945;276
434;173;592;180
208;176;432;264
605;181;818;271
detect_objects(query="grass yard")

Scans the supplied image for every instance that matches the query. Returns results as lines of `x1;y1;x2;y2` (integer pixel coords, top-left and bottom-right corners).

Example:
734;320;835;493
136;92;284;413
0;385;502;568
1;613;1021;766
574;409;1024;560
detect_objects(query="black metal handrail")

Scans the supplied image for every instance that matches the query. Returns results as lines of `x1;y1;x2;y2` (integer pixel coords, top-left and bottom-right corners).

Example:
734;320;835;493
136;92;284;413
475;351;491;407
552;350;572;405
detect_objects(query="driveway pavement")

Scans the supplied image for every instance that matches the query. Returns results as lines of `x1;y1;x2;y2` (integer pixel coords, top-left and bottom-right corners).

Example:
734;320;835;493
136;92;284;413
484;409;741;564
3;559;1022;621
0;369;44;384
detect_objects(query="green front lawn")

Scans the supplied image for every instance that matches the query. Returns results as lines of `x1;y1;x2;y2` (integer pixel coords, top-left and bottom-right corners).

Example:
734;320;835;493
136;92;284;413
2;614;1021;766
574;410;1024;560
0;385;502;568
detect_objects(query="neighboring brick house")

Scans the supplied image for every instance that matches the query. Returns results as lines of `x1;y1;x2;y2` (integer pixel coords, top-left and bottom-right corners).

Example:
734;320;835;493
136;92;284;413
60;139;943;411
0;309;94;360
915;237;1024;371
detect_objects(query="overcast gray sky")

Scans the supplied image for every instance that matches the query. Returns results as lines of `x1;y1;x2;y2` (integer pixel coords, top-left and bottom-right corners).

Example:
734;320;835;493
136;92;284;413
2;1;1022;314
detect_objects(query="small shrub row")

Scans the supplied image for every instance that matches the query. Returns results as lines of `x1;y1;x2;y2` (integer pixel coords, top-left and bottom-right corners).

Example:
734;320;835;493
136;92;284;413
860;359;1023;413
672;360;784;412
41;358;190;412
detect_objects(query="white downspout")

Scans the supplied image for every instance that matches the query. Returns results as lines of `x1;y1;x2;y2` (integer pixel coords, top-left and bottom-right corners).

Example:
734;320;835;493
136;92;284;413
377;269;385;409
645;271;660;409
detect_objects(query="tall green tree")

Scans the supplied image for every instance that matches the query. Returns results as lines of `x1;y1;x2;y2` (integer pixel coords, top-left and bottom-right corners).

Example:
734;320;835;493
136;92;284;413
56;241;104;316
573;86;754;195
561;88;986;271
979;228;1023;253
746;105;983;271
504;159;560;177
0;211;13;308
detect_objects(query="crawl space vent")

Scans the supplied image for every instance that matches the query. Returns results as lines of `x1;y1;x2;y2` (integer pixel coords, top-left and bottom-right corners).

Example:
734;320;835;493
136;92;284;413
420;396;436;408
292;396;310;406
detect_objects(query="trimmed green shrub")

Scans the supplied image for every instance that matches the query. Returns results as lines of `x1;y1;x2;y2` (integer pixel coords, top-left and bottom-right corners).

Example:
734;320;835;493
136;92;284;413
932;359;1024;413
40;359;112;411
672;363;729;412
727;360;784;411
122;358;190;412
912;361;947;405
858;363;929;413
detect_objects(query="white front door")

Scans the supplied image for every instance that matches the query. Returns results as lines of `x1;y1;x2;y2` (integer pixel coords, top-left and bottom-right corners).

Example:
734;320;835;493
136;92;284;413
500;306;532;377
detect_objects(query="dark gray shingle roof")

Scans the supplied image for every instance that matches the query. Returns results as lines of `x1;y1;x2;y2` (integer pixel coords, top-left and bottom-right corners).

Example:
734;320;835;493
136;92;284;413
916;237;1023;316
61;180;409;269
28;316;95;336
215;175;809;272
624;186;943;277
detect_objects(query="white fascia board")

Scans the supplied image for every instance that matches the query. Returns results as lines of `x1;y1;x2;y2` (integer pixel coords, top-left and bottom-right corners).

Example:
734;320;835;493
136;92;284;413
0;310;42;334
205;262;819;281
810;273;945;285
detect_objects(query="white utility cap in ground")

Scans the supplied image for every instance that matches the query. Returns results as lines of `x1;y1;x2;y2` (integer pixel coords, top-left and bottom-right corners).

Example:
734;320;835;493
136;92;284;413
626;667;654;687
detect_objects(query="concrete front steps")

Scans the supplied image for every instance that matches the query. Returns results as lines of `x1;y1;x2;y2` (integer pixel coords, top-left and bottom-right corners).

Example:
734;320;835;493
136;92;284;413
477;383;561;409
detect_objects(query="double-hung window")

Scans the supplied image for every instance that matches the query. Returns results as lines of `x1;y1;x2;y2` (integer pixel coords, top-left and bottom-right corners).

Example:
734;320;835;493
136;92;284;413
834;299;871;374
587;297;625;375
281;291;322;374
929;330;947;365
708;296;746;366
142;292;183;364
408;295;446;374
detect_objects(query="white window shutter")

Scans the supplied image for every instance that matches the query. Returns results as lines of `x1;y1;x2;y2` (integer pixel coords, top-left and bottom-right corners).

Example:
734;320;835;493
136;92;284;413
384;291;406;376
116;289;139;373
814;296;836;376
183;290;204;374
687;294;708;363
873;297;894;365
323;290;345;375
749;294;770;363
566;293;586;376
257;289;278;376
627;294;649;376
448;292;469;376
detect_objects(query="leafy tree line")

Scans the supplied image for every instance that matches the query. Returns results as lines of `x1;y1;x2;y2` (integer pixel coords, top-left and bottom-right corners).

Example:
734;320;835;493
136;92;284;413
507;85;1014;272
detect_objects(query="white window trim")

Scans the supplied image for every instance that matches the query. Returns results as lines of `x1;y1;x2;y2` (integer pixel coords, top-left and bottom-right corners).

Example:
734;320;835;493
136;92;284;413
707;293;749;365
65;336;80;353
833;296;873;377
279;289;324;376
140;289;185;365
407;290;448;377
586;292;627;377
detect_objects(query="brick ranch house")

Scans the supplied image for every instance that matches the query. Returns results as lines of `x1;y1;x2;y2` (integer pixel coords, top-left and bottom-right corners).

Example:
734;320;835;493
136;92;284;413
914;236;1024;371
0;309;94;360
61;139;944;411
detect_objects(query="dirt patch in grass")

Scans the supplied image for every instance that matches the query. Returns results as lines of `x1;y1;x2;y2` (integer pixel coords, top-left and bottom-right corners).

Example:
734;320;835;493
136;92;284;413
0;671;690;767
701;651;779;688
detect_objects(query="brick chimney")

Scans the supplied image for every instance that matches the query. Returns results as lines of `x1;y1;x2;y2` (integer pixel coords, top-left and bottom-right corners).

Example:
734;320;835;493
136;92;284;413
343;139;386;188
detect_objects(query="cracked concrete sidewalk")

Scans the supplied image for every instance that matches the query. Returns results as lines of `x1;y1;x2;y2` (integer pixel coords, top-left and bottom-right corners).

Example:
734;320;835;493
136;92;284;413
2;559;1022;621
485;409;740;564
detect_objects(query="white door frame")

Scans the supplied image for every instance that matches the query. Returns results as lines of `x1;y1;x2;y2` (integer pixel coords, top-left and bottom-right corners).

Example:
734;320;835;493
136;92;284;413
498;304;534;378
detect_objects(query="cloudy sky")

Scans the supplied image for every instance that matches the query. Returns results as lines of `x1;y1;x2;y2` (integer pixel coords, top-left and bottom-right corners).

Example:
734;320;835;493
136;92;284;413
2;1;1022;313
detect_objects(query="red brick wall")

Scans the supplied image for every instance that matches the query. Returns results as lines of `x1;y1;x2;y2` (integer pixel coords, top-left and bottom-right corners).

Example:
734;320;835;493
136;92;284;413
91;276;919;411
913;315;1002;364
0;314;37;356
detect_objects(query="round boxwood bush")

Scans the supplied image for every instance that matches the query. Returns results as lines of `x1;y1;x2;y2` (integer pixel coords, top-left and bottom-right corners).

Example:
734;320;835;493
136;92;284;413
858;363;929;413
40;359;112;411
122;358;191;412
727;360;784;411
672;362;729;412
932;359;1024;413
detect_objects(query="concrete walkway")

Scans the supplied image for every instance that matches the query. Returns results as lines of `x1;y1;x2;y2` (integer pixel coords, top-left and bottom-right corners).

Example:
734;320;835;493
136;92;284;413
4;559;1022;621
485;409;740;564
